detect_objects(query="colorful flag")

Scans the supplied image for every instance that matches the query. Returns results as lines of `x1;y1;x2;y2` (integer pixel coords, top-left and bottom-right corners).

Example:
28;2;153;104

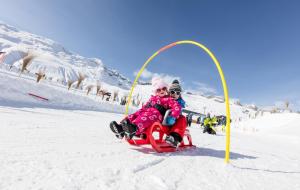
0;51;5;64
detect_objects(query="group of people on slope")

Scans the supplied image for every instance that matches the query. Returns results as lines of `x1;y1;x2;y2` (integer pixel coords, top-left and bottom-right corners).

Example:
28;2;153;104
110;77;186;148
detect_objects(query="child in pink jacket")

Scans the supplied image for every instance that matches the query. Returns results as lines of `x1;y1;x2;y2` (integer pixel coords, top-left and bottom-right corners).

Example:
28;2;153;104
110;77;181;139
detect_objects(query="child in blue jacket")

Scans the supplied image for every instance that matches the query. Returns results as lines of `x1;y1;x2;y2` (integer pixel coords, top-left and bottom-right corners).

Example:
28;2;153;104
165;79;186;147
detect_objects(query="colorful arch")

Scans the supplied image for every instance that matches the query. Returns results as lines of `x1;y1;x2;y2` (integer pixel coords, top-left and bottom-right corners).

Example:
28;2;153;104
125;40;231;163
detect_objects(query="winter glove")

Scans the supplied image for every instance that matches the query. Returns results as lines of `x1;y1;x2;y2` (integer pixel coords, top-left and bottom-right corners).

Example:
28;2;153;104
166;116;176;125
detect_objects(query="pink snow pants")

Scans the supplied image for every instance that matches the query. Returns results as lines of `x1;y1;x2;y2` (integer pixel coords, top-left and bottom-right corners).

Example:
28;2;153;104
127;107;163;135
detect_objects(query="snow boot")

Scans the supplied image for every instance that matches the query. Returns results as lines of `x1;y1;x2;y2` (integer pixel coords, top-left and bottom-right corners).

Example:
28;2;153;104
210;128;216;135
165;132;181;148
203;125;216;135
110;121;124;139
122;120;137;139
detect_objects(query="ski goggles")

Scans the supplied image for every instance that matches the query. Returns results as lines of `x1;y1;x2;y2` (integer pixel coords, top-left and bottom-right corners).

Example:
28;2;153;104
170;90;181;95
156;87;167;93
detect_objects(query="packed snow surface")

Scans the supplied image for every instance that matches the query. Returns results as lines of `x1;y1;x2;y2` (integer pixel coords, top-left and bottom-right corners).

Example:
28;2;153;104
0;106;300;190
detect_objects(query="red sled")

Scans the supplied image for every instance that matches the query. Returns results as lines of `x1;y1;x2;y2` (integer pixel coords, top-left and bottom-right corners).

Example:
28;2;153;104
127;115;195;153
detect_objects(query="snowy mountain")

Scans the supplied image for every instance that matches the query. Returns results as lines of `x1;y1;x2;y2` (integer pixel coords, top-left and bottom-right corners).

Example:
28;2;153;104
1;21;260;121
0;21;132;90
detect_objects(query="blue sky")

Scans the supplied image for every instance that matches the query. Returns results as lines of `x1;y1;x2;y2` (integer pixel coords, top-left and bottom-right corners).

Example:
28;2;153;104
1;0;300;110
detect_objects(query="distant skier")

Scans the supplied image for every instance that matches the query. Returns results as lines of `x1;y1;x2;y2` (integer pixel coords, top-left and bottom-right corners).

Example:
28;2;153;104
203;113;217;135
217;115;226;132
110;77;181;140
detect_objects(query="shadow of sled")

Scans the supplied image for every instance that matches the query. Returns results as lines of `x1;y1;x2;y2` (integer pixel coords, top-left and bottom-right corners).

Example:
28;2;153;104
131;146;257;161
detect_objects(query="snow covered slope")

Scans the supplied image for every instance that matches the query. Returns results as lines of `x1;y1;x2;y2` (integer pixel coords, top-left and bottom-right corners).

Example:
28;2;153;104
0;69;135;114
0;106;299;190
0;69;299;190
0;21;132;90
0;20;259;121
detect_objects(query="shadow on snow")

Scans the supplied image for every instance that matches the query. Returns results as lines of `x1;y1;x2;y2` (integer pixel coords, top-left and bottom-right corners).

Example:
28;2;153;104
131;146;257;160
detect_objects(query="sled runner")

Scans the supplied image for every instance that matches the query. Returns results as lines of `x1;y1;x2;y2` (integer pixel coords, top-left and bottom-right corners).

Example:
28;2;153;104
127;110;195;153
127;122;194;153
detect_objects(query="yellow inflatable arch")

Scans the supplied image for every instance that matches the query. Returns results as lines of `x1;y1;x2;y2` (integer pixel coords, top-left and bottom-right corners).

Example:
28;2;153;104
124;40;231;163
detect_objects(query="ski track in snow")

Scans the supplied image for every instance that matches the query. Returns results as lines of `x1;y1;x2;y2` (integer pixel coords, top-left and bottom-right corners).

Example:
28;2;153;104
132;158;166;173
